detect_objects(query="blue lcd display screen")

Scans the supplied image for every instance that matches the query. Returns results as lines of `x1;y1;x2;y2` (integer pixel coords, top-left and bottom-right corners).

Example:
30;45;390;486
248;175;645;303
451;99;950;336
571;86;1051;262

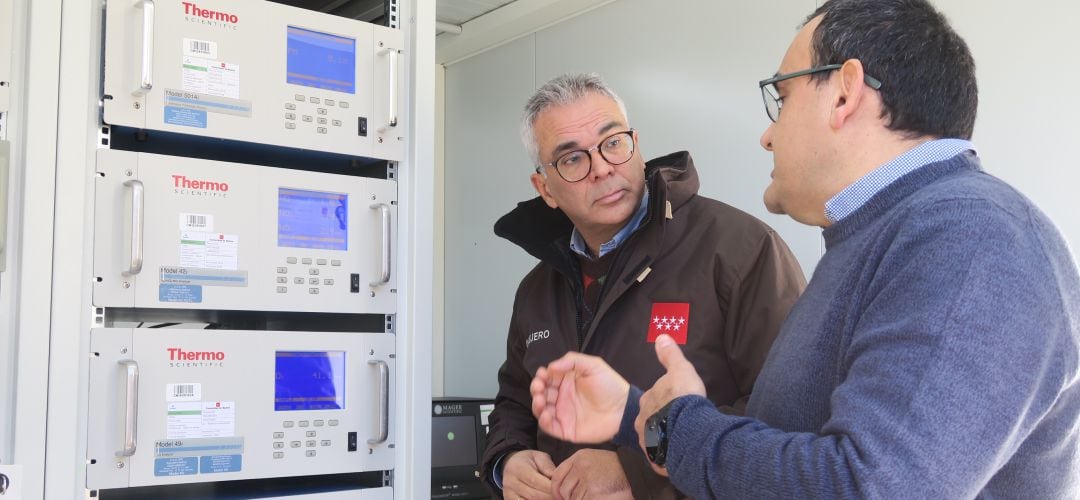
274;351;346;411
286;26;356;94
278;188;348;251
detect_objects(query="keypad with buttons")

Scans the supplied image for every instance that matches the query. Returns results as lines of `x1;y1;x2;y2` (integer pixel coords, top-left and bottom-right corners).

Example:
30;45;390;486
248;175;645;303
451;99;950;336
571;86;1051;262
275;257;346;296
283;96;353;135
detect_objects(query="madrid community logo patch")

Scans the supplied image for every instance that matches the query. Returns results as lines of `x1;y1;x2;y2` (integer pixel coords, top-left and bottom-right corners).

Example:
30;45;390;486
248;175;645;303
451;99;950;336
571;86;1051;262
648;302;689;344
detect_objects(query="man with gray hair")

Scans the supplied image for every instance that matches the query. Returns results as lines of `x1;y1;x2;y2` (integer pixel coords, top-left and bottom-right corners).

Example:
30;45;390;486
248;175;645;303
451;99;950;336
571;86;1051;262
481;73;806;498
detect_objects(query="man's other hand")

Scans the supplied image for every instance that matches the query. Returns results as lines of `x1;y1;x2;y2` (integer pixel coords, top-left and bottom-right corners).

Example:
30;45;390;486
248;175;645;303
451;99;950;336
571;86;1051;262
529;352;630;444
502;450;557;500
549;449;633;500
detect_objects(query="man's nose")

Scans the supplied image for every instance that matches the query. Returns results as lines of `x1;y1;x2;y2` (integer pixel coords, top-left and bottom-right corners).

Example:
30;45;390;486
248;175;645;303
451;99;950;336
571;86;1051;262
588;149;615;180
759;125;775;152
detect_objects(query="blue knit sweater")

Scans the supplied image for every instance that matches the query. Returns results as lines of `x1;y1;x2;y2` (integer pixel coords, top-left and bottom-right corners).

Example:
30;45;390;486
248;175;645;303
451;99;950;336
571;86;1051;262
617;152;1080;498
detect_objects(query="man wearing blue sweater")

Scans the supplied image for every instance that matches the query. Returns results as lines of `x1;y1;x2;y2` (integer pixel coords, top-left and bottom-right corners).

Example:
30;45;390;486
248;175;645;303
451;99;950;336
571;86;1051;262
527;0;1080;498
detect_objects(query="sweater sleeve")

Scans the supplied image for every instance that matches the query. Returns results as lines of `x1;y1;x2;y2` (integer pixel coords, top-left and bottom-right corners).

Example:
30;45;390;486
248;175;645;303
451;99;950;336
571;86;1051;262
480;287;539;497
664;199;1076;499
721;230;806;413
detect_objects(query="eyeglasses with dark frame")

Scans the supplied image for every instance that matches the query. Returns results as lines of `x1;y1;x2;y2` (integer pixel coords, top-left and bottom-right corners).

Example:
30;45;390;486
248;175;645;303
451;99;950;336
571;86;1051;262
758;64;883;122
536;129;636;183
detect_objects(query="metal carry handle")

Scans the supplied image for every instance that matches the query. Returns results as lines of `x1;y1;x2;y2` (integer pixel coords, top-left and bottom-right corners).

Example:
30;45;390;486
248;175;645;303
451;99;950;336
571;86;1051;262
117;360;139;457
379;48;398;130
134;0;155;95
370;203;390;287
123;179;144;276
368;359;389;445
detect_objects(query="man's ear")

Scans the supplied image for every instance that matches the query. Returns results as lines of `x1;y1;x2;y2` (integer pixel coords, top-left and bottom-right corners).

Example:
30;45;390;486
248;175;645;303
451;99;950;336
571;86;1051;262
531;172;559;209
830;58;869;130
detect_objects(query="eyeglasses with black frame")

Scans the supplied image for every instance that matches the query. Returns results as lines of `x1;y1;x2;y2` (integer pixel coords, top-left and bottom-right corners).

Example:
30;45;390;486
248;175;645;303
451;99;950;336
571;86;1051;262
758;64;883;122
536;129;636;183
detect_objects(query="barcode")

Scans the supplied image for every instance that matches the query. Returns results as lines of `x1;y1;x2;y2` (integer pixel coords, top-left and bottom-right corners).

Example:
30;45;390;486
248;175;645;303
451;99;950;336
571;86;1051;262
189;40;212;55
187;215;207;228
173;384;196;397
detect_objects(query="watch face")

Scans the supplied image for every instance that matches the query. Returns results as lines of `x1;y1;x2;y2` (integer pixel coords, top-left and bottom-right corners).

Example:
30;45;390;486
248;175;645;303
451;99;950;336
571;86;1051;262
644;412;667;466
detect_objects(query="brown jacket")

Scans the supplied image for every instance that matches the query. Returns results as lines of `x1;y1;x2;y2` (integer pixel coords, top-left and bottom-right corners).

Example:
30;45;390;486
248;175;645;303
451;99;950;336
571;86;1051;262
483;151;806;498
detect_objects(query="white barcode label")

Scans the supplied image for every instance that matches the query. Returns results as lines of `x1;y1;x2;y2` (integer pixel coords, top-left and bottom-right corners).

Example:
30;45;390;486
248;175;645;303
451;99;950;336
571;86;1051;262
179;213;214;232
166;383;202;402
183;38;218;59
187;215;207;228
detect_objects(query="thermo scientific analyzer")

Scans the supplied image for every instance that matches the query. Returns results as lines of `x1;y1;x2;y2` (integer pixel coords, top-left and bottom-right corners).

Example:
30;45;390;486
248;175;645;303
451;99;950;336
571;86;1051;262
85;329;395;489
103;0;404;160
93;149;397;313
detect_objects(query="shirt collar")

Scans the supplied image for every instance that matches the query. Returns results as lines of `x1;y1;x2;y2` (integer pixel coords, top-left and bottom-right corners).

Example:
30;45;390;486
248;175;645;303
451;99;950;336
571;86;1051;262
825;138;977;223
570;187;650;259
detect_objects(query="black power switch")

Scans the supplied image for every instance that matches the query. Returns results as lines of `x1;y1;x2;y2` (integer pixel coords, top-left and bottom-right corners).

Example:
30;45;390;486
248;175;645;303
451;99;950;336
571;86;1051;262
347;431;358;452
350;273;360;293
358;117;368;137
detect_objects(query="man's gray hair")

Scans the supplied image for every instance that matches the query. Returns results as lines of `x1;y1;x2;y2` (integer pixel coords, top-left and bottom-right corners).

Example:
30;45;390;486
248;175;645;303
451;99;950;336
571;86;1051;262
521;73;629;167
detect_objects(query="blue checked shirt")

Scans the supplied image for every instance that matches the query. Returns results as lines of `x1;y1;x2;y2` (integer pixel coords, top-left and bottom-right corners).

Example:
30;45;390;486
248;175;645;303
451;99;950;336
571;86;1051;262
570;188;650;259
825;139;977;223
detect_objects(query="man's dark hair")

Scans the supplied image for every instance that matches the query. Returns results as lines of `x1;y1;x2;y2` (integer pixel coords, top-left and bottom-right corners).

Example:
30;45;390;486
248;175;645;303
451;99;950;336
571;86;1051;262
807;0;978;139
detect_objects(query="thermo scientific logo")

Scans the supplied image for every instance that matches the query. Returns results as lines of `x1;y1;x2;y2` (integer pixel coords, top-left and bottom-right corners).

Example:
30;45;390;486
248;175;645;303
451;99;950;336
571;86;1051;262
168;347;226;367
182;2;239;27
172;174;229;198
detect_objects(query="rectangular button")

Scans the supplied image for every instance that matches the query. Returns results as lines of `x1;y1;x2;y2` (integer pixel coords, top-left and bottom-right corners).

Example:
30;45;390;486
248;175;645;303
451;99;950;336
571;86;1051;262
276;286;287;293
294;277;304;284
290;441;301;448
325;99;336;106
277;267;287;273
273;432;285;439
309;288;319;295
283;421;294;428
317;117;327;125
286;257;297;264
273;442;285;449
285;122;296;130
321;440;331;447
294;94;305;102
302;115;313;122
285;112;296;120
306;450;316;457
274;452;284;459
339;101;349;108
299;421;310;427
302;258;312;264
285;102;296;110
309;278;319;285
276;277;287;284
310;97;321;104
317;108;328;115
323;278;334;286
332;119;342;127
317;127;327;134
313;420;324;427
305;440;316;448
317;259;327;265
331;260;341;266
329;420;339;426
305;430;316;438
309;269;320;275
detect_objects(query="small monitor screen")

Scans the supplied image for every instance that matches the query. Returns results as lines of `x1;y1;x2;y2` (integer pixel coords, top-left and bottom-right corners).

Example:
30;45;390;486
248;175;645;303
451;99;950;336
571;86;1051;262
431;416;478;468
274;351;346;411
278;188;348;251
286;26;356;94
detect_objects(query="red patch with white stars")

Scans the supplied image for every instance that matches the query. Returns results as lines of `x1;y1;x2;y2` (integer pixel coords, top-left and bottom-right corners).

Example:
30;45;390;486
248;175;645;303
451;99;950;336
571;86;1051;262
647;303;689;344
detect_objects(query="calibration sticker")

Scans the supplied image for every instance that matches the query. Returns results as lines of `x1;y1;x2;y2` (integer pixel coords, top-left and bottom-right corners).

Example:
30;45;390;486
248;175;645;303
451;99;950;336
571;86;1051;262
155;402;243;476
179;231;239;270
154;437;245;477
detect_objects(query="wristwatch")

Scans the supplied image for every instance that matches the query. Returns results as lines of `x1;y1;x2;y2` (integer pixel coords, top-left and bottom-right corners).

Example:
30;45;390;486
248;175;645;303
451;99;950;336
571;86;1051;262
644;401;674;467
